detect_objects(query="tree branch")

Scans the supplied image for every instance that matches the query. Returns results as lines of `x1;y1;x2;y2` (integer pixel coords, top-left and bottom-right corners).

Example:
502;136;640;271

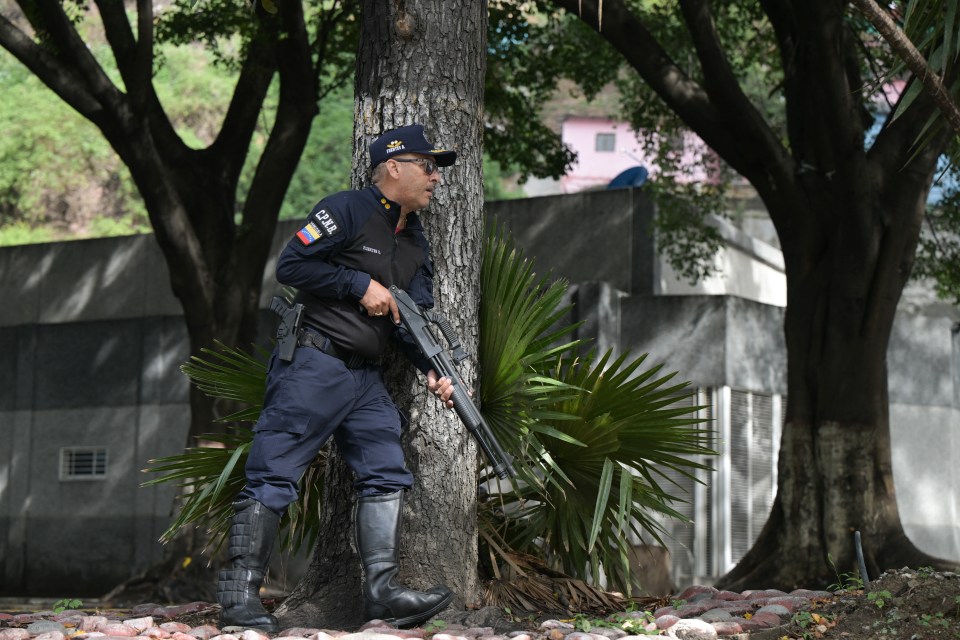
850;0;960;136
32;0;127;117
235;0;317;269
0;14;101;118
551;0;794;211
678;0;744;107
678;0;786;167
209;33;276;181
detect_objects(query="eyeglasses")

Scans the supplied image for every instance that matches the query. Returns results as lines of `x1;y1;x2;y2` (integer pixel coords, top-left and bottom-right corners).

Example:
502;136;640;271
392;157;438;176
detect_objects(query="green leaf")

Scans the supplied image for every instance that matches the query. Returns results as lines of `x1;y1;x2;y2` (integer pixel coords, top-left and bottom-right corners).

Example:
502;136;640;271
587;458;615;553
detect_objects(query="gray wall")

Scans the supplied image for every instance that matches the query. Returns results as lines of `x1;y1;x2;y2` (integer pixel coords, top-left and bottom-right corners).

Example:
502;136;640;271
492;189;657;295
0;237;192;595
0;227;296;596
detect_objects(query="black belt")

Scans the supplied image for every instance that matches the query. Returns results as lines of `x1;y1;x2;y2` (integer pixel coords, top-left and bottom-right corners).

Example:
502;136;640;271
297;327;380;369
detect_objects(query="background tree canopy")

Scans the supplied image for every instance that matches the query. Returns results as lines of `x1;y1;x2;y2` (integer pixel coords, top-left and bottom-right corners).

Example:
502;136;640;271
0;38;522;247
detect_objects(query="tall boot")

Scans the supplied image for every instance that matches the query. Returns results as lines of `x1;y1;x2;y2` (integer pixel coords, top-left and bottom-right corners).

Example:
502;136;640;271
217;498;281;632
355;491;455;627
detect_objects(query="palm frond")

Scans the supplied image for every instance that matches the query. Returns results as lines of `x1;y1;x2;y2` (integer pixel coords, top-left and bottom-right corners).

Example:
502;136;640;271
179;341;271;421
485;350;715;595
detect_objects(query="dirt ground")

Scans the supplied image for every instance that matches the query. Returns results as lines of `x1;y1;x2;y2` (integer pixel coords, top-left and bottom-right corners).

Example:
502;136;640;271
763;567;960;639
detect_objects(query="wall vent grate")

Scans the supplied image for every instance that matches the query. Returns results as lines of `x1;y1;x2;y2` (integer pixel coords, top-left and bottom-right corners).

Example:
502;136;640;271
59;447;108;481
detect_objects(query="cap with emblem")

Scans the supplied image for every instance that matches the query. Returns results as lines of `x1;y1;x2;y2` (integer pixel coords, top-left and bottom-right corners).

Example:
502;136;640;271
369;124;457;169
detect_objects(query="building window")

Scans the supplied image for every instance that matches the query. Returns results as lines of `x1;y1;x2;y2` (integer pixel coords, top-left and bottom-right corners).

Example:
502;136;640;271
59;447;108;481
595;132;616;152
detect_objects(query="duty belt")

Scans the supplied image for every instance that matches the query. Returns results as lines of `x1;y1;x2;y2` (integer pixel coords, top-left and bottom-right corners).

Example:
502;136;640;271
297;327;381;369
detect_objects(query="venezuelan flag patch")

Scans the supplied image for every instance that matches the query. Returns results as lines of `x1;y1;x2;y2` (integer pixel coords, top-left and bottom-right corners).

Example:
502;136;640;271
297;221;323;245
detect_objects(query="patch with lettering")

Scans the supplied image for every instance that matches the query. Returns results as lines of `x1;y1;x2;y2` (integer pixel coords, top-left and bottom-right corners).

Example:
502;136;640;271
312;209;340;237
362;245;382;255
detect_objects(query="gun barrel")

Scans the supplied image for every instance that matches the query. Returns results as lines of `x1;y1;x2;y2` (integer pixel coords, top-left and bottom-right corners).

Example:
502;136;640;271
390;286;517;479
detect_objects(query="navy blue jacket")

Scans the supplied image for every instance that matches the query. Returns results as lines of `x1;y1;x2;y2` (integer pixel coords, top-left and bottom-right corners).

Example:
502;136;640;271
277;186;434;367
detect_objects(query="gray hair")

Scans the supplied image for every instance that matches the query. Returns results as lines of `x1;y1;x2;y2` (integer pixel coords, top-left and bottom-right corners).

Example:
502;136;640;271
371;162;389;185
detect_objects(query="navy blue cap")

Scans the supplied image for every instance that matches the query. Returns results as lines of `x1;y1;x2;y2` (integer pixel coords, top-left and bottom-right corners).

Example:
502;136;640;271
370;124;457;168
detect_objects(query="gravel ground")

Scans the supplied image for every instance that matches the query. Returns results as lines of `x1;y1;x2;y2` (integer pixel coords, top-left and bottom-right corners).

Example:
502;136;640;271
2;568;958;640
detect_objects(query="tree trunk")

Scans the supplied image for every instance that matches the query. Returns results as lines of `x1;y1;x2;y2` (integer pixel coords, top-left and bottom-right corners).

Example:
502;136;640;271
550;0;960;590
277;0;487;628
716;123;958;591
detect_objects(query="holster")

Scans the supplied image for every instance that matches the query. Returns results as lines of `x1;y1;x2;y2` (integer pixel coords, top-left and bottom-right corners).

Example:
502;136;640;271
270;296;304;362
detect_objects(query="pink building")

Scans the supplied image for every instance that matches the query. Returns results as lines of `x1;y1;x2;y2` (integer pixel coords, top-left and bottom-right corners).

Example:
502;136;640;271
558;116;715;193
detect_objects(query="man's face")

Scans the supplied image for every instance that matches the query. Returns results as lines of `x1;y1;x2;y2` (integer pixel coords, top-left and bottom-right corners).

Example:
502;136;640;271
389;153;441;212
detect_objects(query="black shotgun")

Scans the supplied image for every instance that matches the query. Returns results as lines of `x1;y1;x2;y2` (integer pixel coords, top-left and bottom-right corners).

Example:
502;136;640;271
390;285;517;479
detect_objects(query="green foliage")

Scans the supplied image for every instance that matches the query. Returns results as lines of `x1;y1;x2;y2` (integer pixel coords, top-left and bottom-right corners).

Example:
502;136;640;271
646;177;730;284
570;611;656;636
867;589;893;609
0;55;148;240
826;553;866;593
477;221;582;462
919;612;949;628
151;43;250;150
889;0;960;148
51;598;83;614
483;155;526;201
478;225;715;595
0;222;54;247
0;44;514;237
915;176;960;305
422;619;448;633
484;347;714;594
0;0;360;245
277;86;356;220
485;2;596;181
485;1;779;282
792;610;835;640
145;226;714;595
143;341;327;554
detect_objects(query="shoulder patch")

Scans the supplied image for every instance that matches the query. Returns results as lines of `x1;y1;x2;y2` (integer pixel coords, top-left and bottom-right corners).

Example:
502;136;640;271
295;208;342;246
313;209;341;237
296;221;324;246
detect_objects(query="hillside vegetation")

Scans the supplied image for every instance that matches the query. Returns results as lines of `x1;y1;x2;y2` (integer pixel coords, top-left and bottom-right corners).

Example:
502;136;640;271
0;33;526;249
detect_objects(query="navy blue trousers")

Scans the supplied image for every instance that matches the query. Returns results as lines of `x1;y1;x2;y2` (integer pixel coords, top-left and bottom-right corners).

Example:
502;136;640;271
240;346;413;515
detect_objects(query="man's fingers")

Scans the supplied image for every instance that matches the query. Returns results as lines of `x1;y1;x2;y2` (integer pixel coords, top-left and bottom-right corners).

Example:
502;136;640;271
389;298;400;323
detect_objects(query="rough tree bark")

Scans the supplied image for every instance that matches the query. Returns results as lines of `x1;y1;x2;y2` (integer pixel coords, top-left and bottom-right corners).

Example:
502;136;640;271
276;0;487;628
551;0;960;589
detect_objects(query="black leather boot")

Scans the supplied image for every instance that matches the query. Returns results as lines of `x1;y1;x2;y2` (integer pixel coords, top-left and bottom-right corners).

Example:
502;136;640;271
217;499;281;632
356;491;454;627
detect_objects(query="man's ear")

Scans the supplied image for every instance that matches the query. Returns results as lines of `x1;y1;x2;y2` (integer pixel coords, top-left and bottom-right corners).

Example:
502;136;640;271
385;159;401;179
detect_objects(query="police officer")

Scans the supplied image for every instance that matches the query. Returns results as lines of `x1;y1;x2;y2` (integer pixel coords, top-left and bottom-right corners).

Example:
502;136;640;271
216;124;460;632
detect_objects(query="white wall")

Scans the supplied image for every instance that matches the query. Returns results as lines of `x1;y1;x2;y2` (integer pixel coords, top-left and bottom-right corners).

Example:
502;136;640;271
655;215;787;308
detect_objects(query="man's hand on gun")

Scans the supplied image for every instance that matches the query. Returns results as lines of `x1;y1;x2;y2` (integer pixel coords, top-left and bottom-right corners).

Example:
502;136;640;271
426;370;473;410
360;279;400;322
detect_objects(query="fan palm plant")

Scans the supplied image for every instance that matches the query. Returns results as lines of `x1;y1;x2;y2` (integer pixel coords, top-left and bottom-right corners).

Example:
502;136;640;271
144;223;715;600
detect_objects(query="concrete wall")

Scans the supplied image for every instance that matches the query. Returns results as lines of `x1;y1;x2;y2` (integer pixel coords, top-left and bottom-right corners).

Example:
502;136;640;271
492;190;787;307
888;312;960;561
0;225;300;596
0;236;191;595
